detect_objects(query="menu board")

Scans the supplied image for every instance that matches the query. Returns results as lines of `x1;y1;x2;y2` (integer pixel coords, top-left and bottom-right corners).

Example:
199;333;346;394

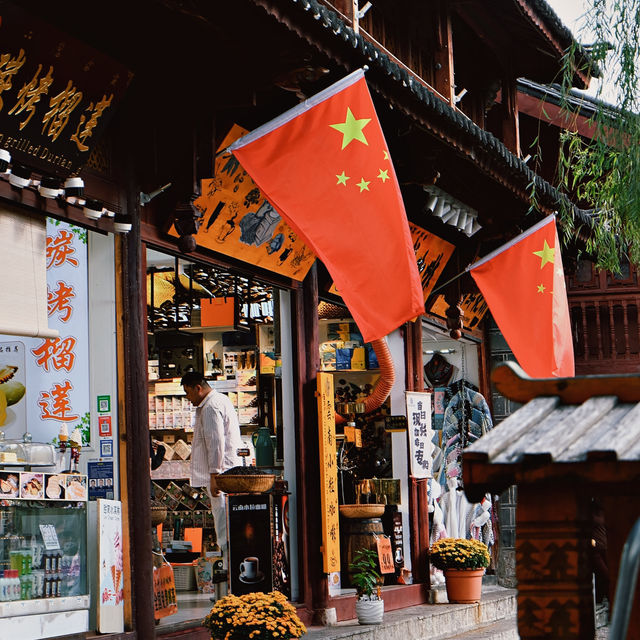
0;471;87;501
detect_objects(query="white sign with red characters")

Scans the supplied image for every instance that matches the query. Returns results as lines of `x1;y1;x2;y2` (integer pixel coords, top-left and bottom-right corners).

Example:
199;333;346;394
0;220;90;445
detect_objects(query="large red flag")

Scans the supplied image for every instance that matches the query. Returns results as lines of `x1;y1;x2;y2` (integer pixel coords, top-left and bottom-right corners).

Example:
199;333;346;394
229;69;423;342
468;215;574;378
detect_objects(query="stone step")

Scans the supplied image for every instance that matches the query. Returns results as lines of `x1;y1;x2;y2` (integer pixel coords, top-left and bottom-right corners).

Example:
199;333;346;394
305;586;517;640
439;618;519;640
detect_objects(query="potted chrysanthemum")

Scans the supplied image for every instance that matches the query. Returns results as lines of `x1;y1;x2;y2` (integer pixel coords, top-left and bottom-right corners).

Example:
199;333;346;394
349;548;384;625
429;538;490;604
203;590;306;640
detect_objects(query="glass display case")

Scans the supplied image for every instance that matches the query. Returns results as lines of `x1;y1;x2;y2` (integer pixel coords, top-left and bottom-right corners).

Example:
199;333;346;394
0;500;87;600
0;473;89;639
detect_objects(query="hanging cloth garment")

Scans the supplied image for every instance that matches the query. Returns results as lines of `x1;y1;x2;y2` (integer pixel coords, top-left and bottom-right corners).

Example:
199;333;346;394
435;380;495;547
440;380;493;488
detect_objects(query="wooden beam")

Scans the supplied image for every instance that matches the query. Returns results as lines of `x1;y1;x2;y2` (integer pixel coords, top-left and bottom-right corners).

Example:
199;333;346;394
492;361;640;405
500;77;521;156
433;0;455;105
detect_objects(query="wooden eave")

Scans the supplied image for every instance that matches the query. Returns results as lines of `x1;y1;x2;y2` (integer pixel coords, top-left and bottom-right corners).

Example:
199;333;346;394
451;0;590;90
249;0;592;230
463;361;640;501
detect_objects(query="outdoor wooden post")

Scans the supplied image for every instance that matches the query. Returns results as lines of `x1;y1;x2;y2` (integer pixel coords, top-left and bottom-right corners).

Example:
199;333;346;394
515;484;594;639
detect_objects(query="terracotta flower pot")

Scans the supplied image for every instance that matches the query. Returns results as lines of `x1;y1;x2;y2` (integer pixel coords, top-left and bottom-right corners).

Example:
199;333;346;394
443;568;484;603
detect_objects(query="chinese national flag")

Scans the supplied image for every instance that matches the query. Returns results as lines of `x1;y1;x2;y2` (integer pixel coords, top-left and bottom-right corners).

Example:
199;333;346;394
229;69;423;342
469;215;574;378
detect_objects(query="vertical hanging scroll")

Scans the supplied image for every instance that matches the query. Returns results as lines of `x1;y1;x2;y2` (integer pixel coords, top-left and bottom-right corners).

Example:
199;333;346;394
317;372;340;573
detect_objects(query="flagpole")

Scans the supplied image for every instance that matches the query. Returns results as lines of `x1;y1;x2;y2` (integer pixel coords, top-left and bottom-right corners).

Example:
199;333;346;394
425;214;557;303
424;268;469;302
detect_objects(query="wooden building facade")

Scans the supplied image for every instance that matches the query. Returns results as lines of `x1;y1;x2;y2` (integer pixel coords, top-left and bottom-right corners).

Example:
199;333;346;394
0;1;597;638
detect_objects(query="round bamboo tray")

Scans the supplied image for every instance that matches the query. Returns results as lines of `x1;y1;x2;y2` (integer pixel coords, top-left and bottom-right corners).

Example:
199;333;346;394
216;474;275;494
339;503;386;519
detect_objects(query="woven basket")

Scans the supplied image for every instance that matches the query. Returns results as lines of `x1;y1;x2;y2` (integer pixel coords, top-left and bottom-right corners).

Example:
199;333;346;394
216;474;275;494
339;503;386;519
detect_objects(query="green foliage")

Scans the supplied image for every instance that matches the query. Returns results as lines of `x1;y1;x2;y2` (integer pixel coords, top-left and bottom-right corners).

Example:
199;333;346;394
349;548;381;599
554;0;640;272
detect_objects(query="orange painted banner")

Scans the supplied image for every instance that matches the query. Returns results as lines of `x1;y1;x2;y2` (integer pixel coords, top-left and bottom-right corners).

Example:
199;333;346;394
169;125;316;282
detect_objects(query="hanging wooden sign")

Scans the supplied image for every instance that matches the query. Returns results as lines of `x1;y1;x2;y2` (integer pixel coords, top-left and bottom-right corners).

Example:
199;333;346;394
376;535;395;574
0;4;132;177
317;372;340;574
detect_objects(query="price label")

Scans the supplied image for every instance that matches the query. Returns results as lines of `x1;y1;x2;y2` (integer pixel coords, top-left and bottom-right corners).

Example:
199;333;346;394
376;535;395;574
39;524;60;550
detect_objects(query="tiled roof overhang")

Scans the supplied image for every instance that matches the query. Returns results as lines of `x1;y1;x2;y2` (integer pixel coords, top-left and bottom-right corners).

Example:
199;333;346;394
251;0;593;229
463;362;640;500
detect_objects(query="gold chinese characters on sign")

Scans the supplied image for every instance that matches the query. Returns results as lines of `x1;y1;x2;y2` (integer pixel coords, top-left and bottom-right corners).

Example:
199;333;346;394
172;124;316;281
317;372;340;574
0;5;131;176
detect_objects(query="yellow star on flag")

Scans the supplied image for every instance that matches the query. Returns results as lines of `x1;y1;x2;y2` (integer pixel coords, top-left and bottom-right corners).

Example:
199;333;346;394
377;169;389;183
356;178;370;192
336;171;350;186
330;108;371;149
383;150;389;160
537;283;546;293
533;240;555;268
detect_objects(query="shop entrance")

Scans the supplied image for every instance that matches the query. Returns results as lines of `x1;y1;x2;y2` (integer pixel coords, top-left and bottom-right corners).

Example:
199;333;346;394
144;247;298;626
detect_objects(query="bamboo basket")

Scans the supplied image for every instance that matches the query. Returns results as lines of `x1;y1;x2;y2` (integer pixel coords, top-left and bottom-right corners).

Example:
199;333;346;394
339;503;386;519
215;474;275;494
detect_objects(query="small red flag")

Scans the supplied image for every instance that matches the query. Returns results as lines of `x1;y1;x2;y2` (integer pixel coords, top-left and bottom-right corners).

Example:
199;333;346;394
468;215;574;378
229;69;424;342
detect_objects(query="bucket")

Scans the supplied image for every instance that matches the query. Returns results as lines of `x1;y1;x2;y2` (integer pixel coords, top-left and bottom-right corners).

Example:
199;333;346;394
344;517;384;586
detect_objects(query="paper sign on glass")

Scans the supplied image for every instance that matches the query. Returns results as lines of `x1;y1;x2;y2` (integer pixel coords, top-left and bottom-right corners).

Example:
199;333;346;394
39;523;60;550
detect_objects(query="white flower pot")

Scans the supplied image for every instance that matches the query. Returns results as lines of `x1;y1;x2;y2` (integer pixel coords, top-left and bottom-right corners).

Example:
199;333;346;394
355;598;384;625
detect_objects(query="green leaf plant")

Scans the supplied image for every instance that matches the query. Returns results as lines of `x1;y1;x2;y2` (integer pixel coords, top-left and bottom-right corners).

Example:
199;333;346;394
553;0;640;273
349;548;382;600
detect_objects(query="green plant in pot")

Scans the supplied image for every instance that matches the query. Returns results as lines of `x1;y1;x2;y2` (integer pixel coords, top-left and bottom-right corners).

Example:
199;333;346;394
349;548;384;625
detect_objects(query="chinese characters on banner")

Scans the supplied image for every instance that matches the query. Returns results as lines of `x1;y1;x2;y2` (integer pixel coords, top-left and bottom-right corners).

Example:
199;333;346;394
405;391;434;478
0;220;90;444
317;372;340;573
97;499;124;633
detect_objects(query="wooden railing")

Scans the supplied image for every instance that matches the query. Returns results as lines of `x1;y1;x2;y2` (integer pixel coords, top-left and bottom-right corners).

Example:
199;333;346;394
570;298;640;374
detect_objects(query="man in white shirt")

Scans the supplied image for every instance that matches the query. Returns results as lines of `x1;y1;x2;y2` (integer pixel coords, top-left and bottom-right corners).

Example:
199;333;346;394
181;371;243;560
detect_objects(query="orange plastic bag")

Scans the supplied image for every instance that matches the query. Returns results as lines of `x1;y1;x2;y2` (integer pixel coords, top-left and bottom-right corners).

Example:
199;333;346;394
153;560;178;620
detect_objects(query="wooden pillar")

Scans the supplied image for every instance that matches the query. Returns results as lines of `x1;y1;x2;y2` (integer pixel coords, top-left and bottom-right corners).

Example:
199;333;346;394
120;188;155;636
433;0;455;105
501;77;521;157
294;264;326;622
516;485;594;639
